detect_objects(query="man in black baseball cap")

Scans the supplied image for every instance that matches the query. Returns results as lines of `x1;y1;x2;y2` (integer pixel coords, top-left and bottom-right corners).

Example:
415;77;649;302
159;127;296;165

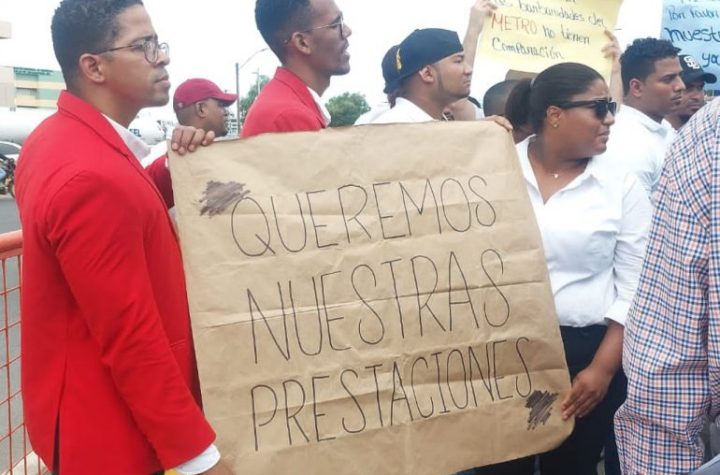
373;28;472;123
666;54;717;129
371;28;510;130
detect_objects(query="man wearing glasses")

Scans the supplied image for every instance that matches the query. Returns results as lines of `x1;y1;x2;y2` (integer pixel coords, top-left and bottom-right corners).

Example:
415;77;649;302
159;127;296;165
15;1;232;474
242;0;352;137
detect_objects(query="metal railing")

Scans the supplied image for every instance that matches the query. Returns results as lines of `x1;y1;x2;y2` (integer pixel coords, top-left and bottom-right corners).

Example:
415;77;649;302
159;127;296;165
0;231;43;475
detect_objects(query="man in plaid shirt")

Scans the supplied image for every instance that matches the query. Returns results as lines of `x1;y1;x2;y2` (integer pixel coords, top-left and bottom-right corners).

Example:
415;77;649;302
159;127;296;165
615;98;720;474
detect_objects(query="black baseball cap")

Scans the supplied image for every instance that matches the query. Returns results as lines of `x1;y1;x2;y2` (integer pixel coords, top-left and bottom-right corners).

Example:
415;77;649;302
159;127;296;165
385;28;464;93
679;54;717;85
382;45;401;94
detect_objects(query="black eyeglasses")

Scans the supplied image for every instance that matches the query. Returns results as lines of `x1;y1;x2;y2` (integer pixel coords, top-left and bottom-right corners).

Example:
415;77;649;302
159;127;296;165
556;99;617;119
285;15;347;44
94;38;169;64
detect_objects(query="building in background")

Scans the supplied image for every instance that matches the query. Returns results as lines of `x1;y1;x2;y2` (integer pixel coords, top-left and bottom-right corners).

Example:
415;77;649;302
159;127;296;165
13;67;64;109
0;21;14;108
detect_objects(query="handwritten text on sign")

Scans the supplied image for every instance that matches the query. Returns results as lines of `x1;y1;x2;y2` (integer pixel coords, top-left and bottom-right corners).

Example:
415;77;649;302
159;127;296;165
478;0;622;78
170;122;573;474
662;0;720;93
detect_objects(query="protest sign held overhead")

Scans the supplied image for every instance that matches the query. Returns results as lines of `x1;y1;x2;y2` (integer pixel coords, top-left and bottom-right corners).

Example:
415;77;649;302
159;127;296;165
477;0;623;78
170;122;573;474
662;0;720;94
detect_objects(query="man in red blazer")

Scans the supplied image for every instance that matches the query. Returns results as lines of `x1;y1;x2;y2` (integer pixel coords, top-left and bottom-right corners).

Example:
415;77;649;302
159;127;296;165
15;1;233;474
242;0;352;137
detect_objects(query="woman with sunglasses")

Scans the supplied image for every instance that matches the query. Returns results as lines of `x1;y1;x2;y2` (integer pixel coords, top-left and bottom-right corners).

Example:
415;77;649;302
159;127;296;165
474;62;652;475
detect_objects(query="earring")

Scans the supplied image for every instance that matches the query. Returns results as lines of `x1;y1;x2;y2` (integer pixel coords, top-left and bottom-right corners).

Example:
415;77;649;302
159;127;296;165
552;123;559;129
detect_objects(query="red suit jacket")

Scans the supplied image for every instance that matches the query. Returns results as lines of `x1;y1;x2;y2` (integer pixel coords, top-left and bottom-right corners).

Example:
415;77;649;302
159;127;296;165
146;155;174;209
16;91;215;474
241;67;327;137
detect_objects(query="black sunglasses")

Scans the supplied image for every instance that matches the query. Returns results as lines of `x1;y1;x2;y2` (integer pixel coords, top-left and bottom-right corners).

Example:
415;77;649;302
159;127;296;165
556;99;617;119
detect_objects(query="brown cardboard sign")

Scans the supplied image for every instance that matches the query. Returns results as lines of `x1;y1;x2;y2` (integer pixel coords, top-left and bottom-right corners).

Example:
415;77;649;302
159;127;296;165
170;121;572;474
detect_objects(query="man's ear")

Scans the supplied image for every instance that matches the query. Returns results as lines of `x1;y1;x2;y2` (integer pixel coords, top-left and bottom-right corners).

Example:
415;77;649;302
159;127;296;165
417;66;435;85
288;32;313;57
78;53;106;85
628;78;644;99
195;101;208;118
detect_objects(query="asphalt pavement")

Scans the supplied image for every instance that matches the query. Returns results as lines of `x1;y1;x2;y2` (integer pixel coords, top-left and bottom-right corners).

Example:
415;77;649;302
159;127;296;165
0;197;19;235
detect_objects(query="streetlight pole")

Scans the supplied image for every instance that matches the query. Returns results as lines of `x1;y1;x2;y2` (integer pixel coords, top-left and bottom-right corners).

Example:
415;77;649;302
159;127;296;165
235;61;241;131
234;47;270;131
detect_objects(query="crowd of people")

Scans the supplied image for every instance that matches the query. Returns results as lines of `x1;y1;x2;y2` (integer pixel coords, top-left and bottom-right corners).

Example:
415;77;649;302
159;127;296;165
12;0;720;474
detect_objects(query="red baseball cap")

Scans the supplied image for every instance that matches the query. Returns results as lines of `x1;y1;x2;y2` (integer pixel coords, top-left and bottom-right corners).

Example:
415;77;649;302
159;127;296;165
173;78;238;112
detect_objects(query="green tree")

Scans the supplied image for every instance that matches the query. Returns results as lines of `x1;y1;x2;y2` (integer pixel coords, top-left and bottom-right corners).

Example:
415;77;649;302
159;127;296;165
327;92;370;127
239;74;270;125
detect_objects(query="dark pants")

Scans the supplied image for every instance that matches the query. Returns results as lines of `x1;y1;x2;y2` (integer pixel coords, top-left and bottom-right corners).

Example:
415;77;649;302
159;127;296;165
603;368;627;475
473;325;627;475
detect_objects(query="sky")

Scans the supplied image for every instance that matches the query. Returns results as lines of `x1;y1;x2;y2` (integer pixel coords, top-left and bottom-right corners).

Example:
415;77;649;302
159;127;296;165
0;0;663;119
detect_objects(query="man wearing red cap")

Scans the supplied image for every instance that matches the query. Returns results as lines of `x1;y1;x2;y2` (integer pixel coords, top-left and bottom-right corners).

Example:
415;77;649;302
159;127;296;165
146;78;237;210
173;78;238;138
242;0;351;137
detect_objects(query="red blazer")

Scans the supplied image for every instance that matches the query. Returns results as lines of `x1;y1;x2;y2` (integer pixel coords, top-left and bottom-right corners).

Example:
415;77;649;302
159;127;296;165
145;155;174;209
241;67;327;137
16;91;215;475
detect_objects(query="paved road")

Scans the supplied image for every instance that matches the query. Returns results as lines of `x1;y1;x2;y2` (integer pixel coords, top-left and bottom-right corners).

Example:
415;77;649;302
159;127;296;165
0;197;19;234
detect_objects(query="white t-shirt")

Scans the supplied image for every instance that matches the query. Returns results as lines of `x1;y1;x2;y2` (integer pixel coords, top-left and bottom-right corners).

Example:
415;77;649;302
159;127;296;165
355;103;391;125
601;105;676;199
371;97;435;124
517;137;652;327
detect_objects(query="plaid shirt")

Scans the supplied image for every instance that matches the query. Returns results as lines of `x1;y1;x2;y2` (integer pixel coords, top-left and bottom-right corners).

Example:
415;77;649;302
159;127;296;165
615;98;720;474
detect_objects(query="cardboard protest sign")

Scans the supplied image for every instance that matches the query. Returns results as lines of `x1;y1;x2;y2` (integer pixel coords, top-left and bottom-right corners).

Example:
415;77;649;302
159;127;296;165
170;122;573;474
662;0;720;95
477;0;623;78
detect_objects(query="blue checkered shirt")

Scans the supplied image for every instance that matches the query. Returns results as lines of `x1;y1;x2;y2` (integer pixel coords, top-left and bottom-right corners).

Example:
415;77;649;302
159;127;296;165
615;98;720;474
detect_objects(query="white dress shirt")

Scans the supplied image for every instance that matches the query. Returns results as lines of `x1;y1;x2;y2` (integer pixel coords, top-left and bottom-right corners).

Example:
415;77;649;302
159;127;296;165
517;137;652;327
103;115;220;475
602;105;676;198
104;114;152;163
307;86;331;127
371;97;435;124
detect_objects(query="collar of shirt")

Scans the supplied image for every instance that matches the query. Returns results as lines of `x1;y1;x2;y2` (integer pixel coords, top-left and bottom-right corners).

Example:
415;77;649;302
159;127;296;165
307;87;331;127
618;105;674;139
517;136;607;194
102;114;152;163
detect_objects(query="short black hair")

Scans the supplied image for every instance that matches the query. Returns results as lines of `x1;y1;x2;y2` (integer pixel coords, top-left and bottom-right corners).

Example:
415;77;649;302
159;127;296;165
620;38;680;95
505;62;604;133
255;0;313;61
483;80;518;117
51;0;144;85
